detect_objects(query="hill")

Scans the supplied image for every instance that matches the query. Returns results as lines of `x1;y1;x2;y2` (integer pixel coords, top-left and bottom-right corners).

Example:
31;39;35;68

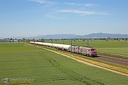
35;33;128;39
36;34;81;39
85;33;128;38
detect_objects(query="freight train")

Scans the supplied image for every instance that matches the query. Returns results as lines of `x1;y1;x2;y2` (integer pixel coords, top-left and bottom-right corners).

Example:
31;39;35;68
30;41;97;57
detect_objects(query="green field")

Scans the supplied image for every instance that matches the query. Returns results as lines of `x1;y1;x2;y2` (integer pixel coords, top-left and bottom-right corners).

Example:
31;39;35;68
0;43;128;85
46;40;128;58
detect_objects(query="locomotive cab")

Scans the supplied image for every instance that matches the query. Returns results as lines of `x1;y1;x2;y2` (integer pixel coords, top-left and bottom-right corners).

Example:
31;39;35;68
89;48;97;57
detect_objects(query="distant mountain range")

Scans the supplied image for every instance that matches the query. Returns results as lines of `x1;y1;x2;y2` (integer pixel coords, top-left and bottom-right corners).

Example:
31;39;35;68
36;34;80;39
85;33;128;38
35;33;128;39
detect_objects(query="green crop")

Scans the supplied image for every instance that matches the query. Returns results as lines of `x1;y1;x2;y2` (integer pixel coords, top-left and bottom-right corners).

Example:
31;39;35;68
0;43;128;85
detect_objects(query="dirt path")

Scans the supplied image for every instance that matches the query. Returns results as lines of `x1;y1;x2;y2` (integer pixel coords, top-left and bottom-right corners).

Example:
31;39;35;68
41;47;128;76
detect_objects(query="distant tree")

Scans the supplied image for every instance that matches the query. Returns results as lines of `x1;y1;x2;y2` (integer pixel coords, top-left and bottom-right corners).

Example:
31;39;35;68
23;38;26;41
9;38;13;42
125;38;128;41
32;38;35;42
36;39;40;42
41;38;45;42
23;38;29;42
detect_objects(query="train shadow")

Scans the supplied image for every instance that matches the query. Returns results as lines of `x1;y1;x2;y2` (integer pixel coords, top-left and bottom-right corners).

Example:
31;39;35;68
90;55;101;58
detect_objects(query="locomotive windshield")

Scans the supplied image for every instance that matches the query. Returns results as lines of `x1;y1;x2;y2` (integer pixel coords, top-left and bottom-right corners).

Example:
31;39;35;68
91;49;96;51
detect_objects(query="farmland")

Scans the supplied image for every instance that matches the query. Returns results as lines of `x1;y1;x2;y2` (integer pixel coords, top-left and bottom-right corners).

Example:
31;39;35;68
0;43;128;85
45;40;128;58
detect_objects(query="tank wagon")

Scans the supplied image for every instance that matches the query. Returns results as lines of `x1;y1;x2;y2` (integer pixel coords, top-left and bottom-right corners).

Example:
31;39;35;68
30;41;97;57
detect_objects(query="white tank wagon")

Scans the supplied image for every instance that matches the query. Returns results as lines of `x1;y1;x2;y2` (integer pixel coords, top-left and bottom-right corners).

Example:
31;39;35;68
41;42;71;50
35;42;43;45
30;41;43;45
42;43;53;47
53;44;71;50
30;41;35;44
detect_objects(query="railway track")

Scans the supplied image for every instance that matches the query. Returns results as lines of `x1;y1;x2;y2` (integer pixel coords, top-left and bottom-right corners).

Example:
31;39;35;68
94;55;128;66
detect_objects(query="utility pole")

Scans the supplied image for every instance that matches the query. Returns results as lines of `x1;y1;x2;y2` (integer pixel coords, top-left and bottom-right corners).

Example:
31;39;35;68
51;38;53;47
71;39;72;52
87;38;89;47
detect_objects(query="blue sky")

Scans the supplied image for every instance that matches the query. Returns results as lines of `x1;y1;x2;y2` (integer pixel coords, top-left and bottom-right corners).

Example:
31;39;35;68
0;0;128;38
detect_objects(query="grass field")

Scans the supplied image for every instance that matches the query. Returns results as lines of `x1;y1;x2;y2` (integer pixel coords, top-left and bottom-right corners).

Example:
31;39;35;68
46;40;128;58
0;43;128;85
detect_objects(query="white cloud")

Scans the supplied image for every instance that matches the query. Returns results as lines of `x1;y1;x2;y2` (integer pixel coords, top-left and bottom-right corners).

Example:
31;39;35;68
66;3;98;7
66;3;81;6
84;4;98;7
29;0;56;4
56;9;108;16
57;10;94;15
30;0;46;4
29;0;109;18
